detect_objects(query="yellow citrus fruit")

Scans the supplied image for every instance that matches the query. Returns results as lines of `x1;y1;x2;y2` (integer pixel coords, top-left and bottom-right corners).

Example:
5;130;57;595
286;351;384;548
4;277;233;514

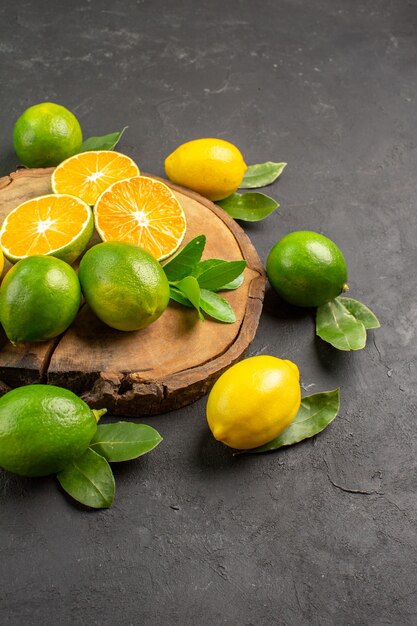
93;176;187;261
13;102;83;168
164;138;247;201
0;194;93;264
206;355;301;450
51;150;140;205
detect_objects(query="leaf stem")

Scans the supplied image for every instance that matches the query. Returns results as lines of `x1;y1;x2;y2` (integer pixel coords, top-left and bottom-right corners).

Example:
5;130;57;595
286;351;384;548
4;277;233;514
92;408;107;423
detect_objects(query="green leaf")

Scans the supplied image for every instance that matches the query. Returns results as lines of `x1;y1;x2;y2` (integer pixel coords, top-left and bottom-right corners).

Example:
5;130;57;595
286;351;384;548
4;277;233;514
89;422;162;462
169;286;193;307
80;126;128;152
175;276;204;319
162;235;206;281
248;389;340;453
199;289;236;323
338;297;380;330
57;448;115;509
316;299;367;351
194;259;246;291
218;274;244;291
217;192;279;221
240;162;287;189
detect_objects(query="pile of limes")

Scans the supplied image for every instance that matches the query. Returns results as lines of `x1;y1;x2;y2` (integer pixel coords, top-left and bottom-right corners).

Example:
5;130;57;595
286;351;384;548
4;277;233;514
0;100;360;492
0;242;170;343
0;102;185;341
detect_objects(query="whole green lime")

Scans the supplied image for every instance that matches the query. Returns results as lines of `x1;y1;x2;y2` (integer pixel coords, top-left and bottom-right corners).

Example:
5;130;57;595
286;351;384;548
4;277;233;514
78;241;170;331
266;231;348;307
0;256;81;343
13;102;83;168
0;384;99;477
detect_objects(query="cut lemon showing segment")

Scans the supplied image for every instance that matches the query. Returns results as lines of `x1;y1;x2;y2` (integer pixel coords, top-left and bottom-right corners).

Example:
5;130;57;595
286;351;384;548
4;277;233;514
94;176;187;261
0;194;93;264
51;150;140;205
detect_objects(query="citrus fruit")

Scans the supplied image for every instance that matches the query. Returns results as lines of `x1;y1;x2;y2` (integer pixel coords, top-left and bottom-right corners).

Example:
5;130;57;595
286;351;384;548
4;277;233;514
0;384;101;477
266;231;348;308
93;175;187;261
206;355;301;450
0;256;81;343
164;138;247;201
51;150;140;205
78;241;170;331
13;102;83;168
0;193;93;264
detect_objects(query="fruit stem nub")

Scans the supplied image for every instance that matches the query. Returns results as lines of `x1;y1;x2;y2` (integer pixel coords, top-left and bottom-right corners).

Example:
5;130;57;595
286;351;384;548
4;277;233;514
92;408;107;423
342;283;349;293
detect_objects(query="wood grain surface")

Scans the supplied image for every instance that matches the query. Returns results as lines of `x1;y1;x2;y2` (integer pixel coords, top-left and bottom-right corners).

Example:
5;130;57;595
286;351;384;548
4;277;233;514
0;168;266;415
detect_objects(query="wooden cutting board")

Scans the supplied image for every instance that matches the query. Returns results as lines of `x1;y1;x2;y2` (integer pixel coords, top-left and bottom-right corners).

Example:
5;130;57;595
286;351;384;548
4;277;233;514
0;168;266;416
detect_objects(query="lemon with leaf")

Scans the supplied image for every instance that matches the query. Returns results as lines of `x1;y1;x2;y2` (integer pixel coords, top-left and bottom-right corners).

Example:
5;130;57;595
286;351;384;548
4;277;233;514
165;138;247;201
207;355;301;450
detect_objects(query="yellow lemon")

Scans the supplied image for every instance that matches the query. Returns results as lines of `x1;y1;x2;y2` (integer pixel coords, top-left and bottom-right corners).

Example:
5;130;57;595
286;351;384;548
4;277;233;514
164;138;247;201
206;355;301;450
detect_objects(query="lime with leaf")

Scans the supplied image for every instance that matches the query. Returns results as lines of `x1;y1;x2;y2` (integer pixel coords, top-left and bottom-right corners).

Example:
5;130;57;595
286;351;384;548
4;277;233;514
0;382;163;510
13;102;83;168
0;385;102;477
266;231;348;308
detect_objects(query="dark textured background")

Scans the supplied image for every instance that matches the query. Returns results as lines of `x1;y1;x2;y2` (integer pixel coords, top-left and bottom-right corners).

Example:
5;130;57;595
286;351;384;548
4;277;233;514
1;1;416;624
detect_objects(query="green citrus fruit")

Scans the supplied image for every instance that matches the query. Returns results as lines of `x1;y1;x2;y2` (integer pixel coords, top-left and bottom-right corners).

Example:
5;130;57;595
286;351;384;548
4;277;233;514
13;102;83;168
0;256;81;343
0;384;100;477
266;231;348;307
78;241;170;331
206;355;301;449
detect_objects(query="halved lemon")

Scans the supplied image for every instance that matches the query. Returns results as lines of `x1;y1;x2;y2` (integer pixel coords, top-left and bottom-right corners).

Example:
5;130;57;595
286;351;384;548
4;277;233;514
0;194;93;264
93;176;187;261
51;150;140;205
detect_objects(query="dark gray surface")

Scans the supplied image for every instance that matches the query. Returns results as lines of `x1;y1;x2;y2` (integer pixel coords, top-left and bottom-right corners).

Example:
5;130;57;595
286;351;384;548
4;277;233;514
0;1;416;624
